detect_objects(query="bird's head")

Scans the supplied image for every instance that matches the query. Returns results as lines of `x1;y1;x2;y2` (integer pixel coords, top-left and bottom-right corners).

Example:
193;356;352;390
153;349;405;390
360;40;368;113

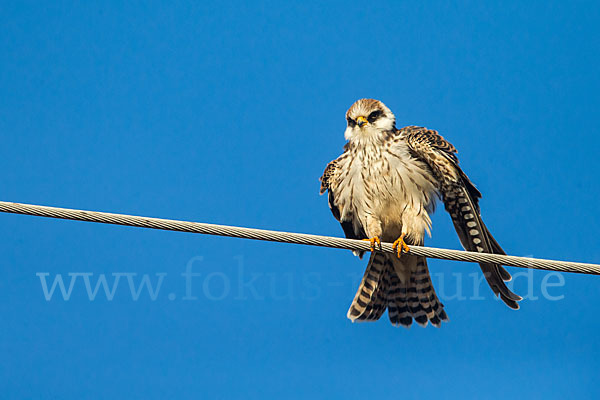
344;98;396;141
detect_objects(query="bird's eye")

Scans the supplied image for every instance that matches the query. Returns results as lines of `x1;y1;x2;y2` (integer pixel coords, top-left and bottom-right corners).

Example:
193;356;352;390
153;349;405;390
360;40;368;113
367;110;382;123
347;117;356;127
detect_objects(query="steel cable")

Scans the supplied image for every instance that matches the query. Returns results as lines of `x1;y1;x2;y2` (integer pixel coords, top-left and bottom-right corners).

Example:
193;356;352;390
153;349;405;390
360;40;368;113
0;201;598;275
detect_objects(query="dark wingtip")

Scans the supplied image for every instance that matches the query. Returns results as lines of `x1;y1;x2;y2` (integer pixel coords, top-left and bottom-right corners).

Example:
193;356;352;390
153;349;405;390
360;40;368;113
498;265;512;281
497;281;523;302
496;291;521;309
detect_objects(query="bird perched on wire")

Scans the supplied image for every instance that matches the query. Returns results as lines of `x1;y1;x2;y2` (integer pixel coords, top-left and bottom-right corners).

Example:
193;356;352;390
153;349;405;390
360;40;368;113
320;98;522;328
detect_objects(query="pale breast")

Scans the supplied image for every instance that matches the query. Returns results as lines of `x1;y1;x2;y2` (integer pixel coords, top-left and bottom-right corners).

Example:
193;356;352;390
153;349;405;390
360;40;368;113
332;140;439;238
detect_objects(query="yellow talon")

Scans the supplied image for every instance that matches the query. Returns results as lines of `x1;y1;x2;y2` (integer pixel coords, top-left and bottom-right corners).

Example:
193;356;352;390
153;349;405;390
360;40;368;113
362;236;381;251
392;234;410;258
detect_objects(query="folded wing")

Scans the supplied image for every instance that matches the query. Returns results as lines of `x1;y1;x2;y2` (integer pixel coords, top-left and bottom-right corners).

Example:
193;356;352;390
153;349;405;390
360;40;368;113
401;126;522;309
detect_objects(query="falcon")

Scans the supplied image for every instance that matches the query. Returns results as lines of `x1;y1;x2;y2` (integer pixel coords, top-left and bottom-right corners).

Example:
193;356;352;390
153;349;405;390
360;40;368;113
320;98;522;328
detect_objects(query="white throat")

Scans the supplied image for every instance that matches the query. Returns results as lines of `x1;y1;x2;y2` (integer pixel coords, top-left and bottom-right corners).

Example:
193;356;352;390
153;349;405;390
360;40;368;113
344;125;390;146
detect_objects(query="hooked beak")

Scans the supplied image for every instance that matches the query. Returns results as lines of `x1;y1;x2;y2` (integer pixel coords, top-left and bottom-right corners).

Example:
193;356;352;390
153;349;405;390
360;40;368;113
356;116;367;127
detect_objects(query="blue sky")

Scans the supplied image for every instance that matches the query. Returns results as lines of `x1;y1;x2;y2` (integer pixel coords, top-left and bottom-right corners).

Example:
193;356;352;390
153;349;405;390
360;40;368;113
1;1;599;398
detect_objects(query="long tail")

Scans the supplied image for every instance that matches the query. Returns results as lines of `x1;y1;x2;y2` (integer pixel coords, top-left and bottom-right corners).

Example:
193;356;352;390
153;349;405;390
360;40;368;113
347;251;448;328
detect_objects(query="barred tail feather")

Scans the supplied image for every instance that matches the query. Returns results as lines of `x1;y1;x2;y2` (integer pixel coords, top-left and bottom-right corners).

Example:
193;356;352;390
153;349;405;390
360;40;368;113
347;252;389;321
348;252;448;328
388;255;449;328
387;271;412;327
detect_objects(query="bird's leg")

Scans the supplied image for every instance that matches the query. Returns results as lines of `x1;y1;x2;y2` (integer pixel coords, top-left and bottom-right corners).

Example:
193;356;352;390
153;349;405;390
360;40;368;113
392;234;411;258
362;236;382;252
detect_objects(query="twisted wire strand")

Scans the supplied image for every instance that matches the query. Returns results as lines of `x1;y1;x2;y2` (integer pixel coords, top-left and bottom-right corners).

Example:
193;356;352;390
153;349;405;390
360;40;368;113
0;200;598;275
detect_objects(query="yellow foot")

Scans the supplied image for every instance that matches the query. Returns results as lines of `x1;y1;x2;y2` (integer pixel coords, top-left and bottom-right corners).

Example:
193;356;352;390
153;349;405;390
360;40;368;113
392;234;411;258
362;236;382;251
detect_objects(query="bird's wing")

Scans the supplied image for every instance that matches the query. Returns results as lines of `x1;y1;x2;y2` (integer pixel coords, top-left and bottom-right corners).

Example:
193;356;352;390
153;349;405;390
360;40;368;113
320;157;367;257
400;126;522;309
